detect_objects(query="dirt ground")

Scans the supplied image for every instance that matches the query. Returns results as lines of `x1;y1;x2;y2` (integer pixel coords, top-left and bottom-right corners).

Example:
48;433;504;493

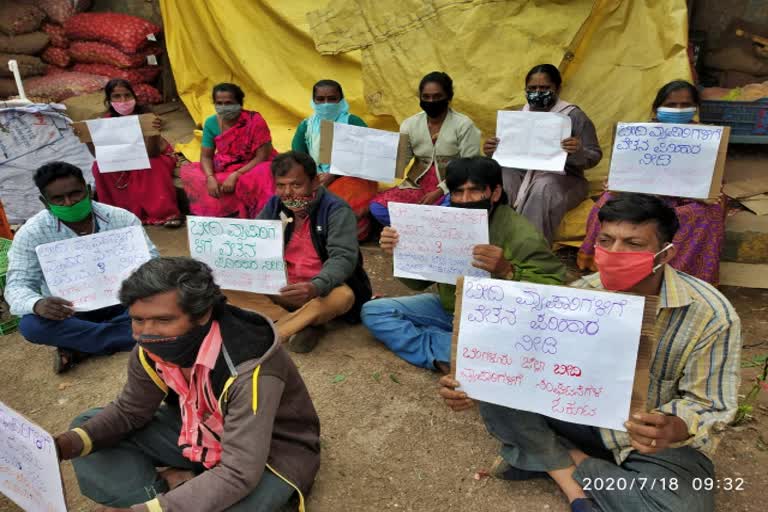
1;227;766;512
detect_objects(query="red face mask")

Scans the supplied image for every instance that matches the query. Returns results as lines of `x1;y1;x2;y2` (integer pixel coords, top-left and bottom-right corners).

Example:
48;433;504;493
594;244;673;291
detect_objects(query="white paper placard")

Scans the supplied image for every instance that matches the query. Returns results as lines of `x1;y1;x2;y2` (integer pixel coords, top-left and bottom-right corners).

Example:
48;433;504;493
492;110;571;172
187;216;287;294
0;400;67;512
455;277;645;431
85;115;151;173
390;202;490;285
329;122;400;182
36;226;152;311
607;123;724;199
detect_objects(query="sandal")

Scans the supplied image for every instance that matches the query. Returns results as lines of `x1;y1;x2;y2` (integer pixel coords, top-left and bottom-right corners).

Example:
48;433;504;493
53;348;88;374
163;218;183;228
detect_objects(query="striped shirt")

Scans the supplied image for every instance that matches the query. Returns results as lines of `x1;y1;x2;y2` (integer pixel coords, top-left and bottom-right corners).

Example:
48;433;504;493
4;202;159;316
572;266;741;463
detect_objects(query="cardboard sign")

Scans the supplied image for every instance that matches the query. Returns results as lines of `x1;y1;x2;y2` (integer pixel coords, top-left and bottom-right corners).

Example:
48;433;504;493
0;401;67;512
36;226;152;311
319;119;410;180
608;123;730;200
451;277;658;431
390;202;490;285
72;113;159;144
187;216;287;294
492;110;571;172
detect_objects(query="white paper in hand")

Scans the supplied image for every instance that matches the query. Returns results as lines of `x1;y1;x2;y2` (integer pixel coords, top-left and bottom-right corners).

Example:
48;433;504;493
493;111;571;172
330;122;399;182
390;202;490;285
36;226;152;311
85;115;151;173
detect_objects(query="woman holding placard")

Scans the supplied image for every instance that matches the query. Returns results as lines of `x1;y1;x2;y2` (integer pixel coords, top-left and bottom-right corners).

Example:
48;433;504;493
369;71;482;225
180;83;278;218
577;80;725;285
483;64;603;244
291;79;379;240
90;79;182;227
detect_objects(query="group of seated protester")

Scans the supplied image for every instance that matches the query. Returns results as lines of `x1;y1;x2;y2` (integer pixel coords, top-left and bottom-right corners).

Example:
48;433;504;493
2;63;740;512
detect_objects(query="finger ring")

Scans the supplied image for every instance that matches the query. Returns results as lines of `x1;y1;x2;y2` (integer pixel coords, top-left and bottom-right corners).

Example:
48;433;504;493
650;439;657;448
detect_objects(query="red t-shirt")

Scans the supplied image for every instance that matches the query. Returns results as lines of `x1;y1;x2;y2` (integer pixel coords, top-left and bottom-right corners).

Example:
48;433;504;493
284;220;323;284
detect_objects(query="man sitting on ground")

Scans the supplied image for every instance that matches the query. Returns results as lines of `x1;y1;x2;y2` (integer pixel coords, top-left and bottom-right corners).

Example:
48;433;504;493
4;161;158;373
439;193;741;512
362;156;565;372
55;257;321;512
235;151;371;353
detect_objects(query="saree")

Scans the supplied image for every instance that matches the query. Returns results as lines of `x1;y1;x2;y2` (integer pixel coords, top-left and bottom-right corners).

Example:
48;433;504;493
181;110;276;218
92;113;180;225
577;192;726;285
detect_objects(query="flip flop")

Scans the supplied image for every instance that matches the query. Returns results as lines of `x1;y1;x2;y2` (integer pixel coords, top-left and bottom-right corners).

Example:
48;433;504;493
163;219;183;228
53;348;88;374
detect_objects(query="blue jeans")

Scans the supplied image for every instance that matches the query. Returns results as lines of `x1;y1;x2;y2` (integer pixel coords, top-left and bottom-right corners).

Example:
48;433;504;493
369;194;450;226
71;407;295;511
361;293;453;370
19;304;134;354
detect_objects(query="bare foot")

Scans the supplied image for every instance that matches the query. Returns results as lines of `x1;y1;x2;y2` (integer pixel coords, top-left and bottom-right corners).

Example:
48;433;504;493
158;467;196;490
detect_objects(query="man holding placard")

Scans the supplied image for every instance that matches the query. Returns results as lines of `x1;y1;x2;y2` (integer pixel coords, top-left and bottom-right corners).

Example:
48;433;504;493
439;194;741;512
238;151;372;354
363;157;565;372
55;257;320;511
4;162;158;373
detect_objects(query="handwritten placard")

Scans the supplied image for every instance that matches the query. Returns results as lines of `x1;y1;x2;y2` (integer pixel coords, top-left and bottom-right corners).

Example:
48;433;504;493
187;216;286;294
608;123;730;199
36;226;152;312
0;401;67;512
452;277;650;431
390;202;489;285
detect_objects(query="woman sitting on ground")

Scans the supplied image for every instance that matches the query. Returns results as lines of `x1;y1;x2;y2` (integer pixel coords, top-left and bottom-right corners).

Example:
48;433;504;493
180;83;277;218
369;71;481;225
292;79;379;240
577;80;725;285
90;78;181;227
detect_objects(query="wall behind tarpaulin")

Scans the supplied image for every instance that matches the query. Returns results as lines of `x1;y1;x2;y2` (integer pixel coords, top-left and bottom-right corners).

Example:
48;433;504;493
161;0;691;190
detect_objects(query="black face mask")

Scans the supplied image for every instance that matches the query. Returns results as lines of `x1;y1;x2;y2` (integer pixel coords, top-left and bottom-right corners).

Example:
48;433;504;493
420;99;449;118
526;90;556;110
450;198;493;211
136;318;213;367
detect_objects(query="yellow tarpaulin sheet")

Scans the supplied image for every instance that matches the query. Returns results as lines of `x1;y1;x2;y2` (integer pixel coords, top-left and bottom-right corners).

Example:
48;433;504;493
160;0;691;238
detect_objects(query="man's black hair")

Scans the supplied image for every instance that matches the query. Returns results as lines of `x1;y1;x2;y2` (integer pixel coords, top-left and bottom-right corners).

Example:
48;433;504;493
33;161;86;196
598;193;680;245
271;151;317;180
445;157;507;204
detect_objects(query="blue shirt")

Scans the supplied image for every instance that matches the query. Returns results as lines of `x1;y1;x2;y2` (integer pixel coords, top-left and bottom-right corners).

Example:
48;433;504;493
4;202;160;316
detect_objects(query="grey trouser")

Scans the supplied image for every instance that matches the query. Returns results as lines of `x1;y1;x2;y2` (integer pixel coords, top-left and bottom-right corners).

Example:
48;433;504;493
478;402;715;512
71;406;296;512
502;168;589;244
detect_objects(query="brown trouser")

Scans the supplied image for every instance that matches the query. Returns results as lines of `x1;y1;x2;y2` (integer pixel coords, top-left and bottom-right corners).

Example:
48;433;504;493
225;285;355;339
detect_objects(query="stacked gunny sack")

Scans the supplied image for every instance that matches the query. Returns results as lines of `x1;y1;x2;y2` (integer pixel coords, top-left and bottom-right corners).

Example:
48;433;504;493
0;1;163;104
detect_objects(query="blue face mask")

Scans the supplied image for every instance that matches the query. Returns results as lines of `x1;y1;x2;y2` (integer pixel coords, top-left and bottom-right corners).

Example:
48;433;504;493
656;107;697;124
312;98;349;120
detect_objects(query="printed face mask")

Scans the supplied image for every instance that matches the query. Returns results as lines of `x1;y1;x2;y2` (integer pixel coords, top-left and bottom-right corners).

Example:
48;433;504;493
215;104;242;120
526;90;556;109
282;194;314;211
111;99;136;116
419;98;449;118
594;243;673;291
312;98;348;120
48;193;93;223
656;107;696;124
136;320;213;368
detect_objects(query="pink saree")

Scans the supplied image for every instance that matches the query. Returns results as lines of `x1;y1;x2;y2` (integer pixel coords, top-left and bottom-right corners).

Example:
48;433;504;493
181;110;277;218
